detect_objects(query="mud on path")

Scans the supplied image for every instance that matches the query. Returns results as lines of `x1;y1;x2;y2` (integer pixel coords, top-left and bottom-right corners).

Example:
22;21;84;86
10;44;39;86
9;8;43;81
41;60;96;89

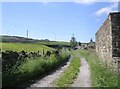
27;56;73;88
71;57;91;87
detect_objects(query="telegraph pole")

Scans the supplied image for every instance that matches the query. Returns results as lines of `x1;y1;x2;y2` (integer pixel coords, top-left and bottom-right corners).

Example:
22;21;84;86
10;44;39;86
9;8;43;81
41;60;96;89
72;34;74;37
27;30;28;38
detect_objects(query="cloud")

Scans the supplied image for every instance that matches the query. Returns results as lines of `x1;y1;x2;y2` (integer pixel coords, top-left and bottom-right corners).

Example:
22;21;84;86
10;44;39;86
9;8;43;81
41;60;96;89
41;1;49;5
95;7;112;16
74;0;96;5
74;0;119;2
1;0;119;2
95;2;118;16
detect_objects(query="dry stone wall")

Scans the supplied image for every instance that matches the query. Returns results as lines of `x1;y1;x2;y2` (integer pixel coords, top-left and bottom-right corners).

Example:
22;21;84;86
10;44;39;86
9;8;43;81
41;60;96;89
96;12;120;70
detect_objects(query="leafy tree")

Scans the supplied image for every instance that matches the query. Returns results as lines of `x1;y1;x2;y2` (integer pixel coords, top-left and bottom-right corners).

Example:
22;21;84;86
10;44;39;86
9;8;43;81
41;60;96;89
78;42;81;46
70;34;77;49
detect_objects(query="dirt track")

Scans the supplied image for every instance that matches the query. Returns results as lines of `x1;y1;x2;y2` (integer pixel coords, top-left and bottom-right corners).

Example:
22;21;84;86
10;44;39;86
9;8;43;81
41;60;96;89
27;53;91;88
71;57;91;87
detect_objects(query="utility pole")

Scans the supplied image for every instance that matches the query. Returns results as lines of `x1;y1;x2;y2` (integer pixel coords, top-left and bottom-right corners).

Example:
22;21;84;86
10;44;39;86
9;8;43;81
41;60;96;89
72;34;74;37
55;34;56;41
27;30;28;38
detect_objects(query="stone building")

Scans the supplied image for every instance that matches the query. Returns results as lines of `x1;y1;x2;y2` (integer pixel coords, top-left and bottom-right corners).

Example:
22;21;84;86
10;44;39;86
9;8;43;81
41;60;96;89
80;43;88;49
87;38;95;49
95;12;120;69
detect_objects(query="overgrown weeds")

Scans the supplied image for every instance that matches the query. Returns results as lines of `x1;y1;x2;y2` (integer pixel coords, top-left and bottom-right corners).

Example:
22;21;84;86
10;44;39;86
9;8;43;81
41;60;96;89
2;50;69;87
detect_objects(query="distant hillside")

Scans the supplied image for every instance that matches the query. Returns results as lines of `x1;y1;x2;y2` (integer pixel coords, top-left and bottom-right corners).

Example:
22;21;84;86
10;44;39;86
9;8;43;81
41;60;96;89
0;35;40;43
0;35;70;48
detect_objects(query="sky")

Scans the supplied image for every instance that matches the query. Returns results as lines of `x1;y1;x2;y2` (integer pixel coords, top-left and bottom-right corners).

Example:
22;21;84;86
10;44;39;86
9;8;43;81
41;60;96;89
1;1;119;42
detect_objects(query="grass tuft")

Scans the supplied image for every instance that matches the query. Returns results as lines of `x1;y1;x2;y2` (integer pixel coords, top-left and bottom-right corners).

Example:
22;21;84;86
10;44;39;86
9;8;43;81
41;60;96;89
53;50;80;87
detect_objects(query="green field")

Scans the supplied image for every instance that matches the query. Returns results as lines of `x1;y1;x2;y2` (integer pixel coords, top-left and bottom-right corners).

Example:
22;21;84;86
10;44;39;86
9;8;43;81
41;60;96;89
37;41;70;46
0;35;70;46
1;42;53;52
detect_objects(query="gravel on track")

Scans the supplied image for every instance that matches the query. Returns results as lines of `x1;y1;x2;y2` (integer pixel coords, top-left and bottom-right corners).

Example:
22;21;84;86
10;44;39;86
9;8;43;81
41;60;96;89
71;57;91;87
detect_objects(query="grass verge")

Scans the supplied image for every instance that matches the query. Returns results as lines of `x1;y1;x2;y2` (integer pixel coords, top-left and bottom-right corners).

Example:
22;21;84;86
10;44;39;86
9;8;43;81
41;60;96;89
53;50;80;87
78;49;118;87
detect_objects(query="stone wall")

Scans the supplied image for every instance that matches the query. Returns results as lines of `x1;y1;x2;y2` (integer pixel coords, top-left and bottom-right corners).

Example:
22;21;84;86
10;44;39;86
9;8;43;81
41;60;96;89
95;12;120;70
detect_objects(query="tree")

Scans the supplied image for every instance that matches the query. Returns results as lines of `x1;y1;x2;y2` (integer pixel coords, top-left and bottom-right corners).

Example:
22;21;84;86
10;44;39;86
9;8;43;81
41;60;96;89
78;42;81;46
70;34;77;49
